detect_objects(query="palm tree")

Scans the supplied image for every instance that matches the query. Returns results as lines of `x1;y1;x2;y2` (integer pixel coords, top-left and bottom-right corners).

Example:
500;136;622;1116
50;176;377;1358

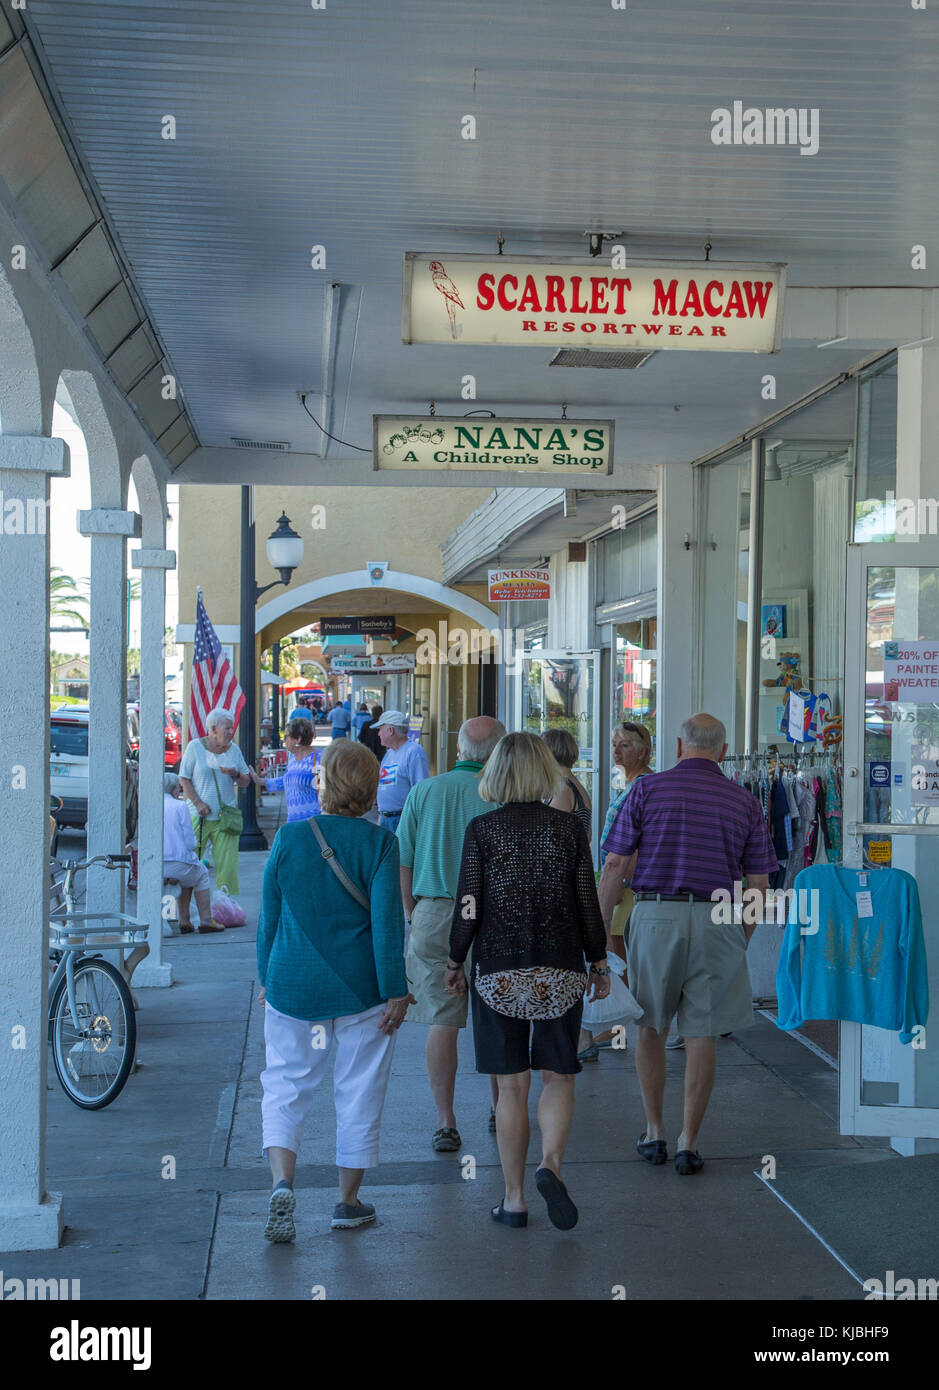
50;567;89;630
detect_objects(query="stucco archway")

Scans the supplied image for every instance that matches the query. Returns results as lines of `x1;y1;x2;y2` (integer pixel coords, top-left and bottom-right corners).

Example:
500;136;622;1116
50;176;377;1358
255;569;496;635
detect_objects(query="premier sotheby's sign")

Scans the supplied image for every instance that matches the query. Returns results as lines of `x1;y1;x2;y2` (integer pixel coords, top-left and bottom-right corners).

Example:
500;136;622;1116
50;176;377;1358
403;254;785;353
373;415;613;476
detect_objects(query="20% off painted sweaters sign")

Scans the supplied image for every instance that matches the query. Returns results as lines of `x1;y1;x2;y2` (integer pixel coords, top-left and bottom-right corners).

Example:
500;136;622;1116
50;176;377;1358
403;255;786;352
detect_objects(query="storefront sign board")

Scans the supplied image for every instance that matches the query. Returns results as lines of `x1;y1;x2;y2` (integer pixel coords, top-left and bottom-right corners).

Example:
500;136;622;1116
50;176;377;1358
403;254;786;353
321;616;395;636
488;568;551;602
373;415;613;476
330;654;416;672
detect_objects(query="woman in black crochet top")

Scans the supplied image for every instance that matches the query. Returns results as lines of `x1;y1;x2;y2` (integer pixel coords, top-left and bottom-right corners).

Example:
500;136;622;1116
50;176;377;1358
445;732;609;1231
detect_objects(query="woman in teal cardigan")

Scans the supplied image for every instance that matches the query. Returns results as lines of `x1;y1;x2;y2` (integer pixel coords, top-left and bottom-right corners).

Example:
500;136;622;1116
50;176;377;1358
257;739;412;1242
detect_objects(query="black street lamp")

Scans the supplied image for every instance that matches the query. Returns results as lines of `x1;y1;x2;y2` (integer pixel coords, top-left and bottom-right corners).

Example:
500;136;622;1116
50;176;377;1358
239;490;304;850
269;634;300;750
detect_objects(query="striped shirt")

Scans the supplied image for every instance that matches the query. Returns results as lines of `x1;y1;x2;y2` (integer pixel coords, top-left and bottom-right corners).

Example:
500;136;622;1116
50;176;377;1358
602;758;778;896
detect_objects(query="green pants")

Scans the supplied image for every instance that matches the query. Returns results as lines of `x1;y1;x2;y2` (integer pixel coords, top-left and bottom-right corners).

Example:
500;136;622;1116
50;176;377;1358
192;814;240;896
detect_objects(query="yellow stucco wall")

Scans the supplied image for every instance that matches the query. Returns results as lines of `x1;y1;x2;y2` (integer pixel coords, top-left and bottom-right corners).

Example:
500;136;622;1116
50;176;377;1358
177;484;493;628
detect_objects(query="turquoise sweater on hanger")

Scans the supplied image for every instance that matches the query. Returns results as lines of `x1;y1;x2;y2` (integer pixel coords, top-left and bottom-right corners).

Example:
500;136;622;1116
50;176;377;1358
257;815;408;1022
776;864;929;1045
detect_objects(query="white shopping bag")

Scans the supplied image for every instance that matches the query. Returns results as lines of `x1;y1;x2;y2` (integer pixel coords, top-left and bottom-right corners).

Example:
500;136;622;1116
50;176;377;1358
581;951;643;1028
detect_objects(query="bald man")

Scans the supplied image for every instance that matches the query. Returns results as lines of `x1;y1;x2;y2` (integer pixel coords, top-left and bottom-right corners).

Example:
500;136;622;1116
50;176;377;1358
396;716;506;1153
599;713;777;1175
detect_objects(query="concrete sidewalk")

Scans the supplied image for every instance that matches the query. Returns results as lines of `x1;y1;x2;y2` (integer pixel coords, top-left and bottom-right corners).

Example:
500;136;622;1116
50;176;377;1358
3;798;901;1300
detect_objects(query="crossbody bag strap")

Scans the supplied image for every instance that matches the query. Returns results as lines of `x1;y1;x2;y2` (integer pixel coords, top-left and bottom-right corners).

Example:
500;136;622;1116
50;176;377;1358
308;817;370;912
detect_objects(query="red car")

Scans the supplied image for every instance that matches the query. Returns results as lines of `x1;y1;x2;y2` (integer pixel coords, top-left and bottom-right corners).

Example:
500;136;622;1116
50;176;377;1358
126;702;183;769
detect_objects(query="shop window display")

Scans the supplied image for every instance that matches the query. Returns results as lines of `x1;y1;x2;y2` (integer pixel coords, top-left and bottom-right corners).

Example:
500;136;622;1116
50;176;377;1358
612;618;657;789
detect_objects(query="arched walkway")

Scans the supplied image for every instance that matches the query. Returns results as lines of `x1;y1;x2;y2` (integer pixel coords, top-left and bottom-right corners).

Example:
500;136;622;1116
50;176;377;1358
255;569;495;635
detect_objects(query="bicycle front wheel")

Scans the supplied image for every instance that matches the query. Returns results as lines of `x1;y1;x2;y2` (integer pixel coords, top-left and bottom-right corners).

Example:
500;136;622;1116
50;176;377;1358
49;958;136;1109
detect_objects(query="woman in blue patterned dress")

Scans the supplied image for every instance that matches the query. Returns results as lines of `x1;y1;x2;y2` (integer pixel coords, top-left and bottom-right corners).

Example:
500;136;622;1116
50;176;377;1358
250;718;321;821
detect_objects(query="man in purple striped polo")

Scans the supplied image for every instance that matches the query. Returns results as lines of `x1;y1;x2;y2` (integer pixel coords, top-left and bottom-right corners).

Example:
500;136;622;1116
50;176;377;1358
598;713;777;1176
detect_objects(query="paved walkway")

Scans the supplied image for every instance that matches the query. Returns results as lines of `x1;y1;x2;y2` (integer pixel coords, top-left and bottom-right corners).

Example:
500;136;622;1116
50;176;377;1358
5;799;900;1300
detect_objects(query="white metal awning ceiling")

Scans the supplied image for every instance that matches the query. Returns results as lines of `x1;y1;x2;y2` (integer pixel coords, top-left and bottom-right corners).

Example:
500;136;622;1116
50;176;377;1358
10;0;939;478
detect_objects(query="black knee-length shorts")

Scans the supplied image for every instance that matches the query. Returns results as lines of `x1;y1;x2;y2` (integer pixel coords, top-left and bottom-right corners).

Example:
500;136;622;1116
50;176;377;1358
471;987;584;1075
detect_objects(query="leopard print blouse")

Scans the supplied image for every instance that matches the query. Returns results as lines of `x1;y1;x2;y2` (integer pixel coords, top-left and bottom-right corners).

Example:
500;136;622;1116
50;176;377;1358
474;964;585;1020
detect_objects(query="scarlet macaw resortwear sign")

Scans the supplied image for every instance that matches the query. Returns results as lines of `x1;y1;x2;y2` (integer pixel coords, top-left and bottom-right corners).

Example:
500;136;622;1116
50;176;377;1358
403;254;786;352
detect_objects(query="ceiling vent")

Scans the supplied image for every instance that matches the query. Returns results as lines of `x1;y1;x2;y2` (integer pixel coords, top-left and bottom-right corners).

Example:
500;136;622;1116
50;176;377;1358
548;349;655;369
230;437;291;451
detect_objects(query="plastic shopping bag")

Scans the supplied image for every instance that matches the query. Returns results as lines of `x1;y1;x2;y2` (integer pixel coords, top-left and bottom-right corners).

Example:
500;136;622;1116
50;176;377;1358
581;951;643;1028
210;887;247;927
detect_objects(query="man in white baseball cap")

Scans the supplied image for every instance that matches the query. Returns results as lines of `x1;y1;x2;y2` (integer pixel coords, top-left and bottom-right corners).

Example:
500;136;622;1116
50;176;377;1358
373;710;430;831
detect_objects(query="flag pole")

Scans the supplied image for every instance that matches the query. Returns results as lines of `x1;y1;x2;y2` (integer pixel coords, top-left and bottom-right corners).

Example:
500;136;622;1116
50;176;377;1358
238;485;267;850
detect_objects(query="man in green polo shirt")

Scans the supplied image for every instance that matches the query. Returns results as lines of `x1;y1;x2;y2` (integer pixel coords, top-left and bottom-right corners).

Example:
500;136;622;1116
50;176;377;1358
398;715;506;1154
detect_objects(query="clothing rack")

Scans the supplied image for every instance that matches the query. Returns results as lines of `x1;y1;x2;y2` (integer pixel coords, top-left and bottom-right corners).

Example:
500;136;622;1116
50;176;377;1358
720;747;844;883
719;746;841;775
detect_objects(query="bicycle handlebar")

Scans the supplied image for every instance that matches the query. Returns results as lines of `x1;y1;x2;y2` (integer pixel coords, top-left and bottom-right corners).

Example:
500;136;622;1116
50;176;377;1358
58;853;131;871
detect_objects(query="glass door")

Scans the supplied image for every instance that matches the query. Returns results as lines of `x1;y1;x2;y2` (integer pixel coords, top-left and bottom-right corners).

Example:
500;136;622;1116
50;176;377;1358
841;542;939;1140
513;649;601;857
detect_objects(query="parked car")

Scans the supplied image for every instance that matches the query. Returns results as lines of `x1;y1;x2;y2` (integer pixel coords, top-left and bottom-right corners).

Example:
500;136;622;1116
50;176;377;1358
127;700;184;769
50;707;139;840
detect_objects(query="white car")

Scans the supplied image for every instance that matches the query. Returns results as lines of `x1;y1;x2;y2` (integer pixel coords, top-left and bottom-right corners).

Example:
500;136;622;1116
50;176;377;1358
50;706;139;840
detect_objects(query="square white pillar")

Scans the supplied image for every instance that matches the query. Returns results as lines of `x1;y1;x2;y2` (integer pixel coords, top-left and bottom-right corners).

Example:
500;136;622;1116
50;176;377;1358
78;509;141;916
0;434;68;1250
131;547;176;988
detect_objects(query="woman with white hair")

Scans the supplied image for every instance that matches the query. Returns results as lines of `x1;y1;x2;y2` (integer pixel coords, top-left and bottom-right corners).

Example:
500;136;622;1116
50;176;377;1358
445;732;610;1232
179;707;250;901
163;773;223;933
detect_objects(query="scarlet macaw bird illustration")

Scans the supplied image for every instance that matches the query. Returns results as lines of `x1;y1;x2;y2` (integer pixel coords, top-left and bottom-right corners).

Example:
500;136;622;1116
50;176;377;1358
429;260;465;339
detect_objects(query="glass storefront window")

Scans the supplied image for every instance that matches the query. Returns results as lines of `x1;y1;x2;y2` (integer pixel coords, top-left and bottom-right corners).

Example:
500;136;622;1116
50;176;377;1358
612;618;657;788
757;440;853;748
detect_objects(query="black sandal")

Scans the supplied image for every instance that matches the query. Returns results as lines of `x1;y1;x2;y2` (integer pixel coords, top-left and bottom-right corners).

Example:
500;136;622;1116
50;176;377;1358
491;1201;527;1228
535;1168;578;1230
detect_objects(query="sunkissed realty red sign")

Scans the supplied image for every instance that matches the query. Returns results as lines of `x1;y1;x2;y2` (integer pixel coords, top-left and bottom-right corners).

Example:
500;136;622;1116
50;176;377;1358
403;254;786;353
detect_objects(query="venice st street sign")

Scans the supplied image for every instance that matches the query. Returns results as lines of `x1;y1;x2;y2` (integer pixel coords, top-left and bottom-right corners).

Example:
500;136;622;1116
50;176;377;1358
403;254;786;353
331;654;416;672
374;416;614;475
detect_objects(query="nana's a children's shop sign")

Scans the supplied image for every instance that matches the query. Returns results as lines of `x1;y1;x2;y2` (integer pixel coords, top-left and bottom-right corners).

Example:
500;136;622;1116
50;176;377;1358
373;415;613;475
403;254;786;352
488;568;551;602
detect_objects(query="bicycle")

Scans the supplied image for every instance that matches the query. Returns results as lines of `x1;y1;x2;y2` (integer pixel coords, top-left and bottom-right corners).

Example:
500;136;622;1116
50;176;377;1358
48;853;148;1109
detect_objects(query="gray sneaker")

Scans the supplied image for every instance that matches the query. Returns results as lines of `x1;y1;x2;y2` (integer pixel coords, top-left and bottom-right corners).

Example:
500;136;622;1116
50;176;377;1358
331;1201;376;1230
264;1182;296;1243
665;1034;685;1050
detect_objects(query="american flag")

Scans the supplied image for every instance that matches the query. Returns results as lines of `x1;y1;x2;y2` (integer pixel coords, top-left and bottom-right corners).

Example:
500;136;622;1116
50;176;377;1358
189;590;245;739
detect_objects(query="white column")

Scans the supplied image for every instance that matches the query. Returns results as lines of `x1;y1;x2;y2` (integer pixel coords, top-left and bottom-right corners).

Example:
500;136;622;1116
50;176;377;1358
894;345;939;1155
0;434;68;1251
656;462;696;770
896;344;939;516
131;547;176;988
78;509;141;915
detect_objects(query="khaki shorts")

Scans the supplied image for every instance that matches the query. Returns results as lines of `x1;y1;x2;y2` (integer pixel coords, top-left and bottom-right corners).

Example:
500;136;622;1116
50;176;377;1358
627;898;754;1037
164;858;211;891
405;897;468;1027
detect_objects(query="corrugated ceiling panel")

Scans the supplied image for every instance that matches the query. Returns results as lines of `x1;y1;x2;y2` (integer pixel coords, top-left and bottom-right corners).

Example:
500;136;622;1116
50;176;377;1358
19;0;939;464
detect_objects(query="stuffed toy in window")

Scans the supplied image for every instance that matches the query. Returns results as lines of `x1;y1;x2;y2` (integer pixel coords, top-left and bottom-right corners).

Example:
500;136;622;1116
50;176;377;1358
762;652;803;690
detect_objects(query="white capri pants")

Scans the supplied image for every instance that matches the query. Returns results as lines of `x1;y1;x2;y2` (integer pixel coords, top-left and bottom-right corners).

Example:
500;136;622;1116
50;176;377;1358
164;858;211;891
261;1001;396;1169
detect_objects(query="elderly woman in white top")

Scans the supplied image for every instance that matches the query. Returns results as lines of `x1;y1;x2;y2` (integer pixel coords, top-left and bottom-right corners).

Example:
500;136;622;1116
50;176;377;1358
163;773;223;934
179;706;250;897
